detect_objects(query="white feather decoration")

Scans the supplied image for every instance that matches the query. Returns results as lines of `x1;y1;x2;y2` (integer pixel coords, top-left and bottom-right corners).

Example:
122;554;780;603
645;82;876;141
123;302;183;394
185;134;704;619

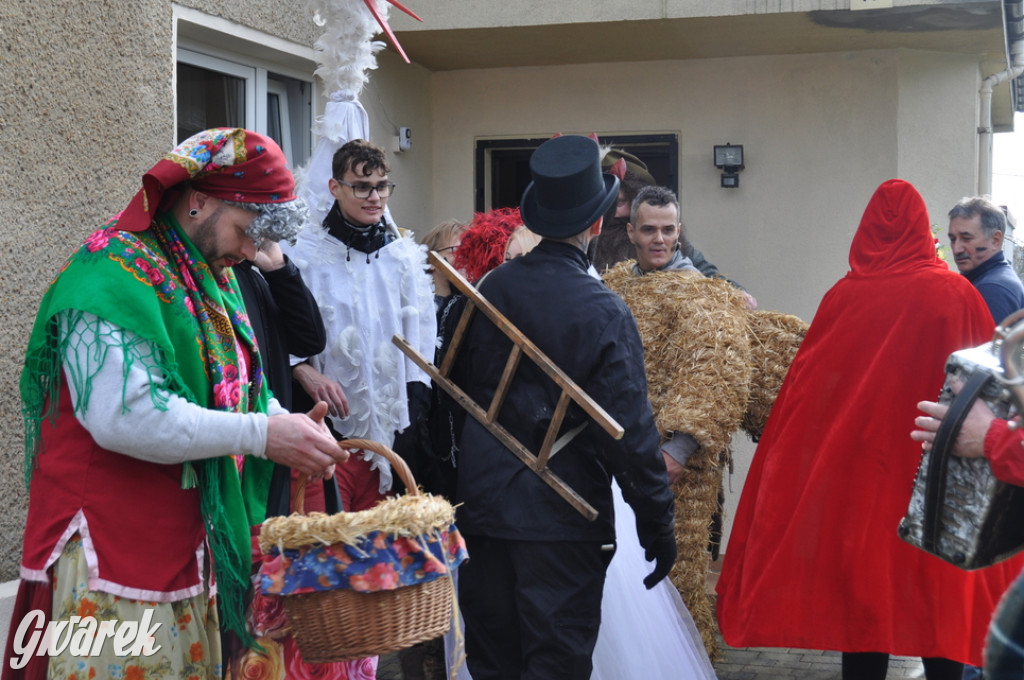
309;0;390;98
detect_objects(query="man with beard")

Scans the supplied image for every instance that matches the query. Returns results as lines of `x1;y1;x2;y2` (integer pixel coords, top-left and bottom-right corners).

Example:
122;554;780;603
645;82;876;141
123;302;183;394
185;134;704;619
7;128;348;680
948;195;1024;324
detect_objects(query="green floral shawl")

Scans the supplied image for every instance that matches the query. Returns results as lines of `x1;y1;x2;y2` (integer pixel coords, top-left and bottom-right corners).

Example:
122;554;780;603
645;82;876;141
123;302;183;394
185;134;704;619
20;213;274;645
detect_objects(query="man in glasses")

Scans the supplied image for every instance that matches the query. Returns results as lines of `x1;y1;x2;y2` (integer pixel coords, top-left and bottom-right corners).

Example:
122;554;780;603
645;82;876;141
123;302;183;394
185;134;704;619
285;138;437;512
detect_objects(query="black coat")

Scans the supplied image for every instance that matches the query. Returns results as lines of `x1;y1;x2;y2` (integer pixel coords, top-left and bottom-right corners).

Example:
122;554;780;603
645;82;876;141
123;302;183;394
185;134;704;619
451;240;674;544
235;256;326;411
236;256;331;517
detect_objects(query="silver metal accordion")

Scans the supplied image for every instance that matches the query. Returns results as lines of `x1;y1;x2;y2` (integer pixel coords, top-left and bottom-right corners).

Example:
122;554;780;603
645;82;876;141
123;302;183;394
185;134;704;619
898;341;1024;570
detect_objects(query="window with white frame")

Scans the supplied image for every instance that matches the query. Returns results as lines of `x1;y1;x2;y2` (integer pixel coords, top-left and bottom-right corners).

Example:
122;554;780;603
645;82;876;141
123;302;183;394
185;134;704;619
174;7;316;168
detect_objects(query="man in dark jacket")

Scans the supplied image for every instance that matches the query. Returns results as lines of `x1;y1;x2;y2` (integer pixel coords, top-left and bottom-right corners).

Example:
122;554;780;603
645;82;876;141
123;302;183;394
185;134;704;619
234;239;331;518
235;240;326;412
452;135;677;680
949;195;1024;324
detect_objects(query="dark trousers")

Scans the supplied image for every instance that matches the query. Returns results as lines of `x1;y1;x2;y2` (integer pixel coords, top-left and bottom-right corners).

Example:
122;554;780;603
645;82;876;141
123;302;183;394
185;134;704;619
458;535;612;680
841;652;962;680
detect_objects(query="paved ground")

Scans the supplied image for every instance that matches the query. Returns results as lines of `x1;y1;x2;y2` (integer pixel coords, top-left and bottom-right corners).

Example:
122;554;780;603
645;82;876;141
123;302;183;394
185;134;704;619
376;555;929;679
713;641;925;679
378;636;928;679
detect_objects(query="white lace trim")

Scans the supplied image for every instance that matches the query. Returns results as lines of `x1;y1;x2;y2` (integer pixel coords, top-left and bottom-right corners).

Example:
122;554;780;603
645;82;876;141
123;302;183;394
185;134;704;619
20;510;206;602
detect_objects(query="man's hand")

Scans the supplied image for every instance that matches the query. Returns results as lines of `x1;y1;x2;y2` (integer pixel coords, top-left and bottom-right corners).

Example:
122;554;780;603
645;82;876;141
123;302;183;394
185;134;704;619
253;241;286;272
661;451;685;484
265;402;349;476
911;398;995;459
642;531;677;589
293;363;349;418
637;521;677;590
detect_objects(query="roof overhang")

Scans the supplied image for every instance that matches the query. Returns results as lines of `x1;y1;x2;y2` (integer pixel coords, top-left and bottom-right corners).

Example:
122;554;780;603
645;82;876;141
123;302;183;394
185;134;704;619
388;1;1016;127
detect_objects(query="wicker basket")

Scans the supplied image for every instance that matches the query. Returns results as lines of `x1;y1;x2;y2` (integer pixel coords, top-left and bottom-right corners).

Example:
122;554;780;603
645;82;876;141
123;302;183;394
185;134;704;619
262;438;455;663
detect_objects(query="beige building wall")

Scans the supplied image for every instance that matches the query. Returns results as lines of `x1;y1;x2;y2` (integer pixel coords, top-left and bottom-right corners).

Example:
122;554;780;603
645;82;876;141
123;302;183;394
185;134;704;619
897;50;983;222
363;51;437;232
417;48;983;539
422;48;978;320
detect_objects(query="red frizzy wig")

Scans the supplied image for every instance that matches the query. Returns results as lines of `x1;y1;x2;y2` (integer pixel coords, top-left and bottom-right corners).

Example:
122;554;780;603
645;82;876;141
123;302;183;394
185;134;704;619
454;206;523;283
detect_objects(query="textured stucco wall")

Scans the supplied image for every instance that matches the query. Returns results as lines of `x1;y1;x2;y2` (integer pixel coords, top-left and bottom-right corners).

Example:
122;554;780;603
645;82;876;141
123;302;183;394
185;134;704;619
361;50;436;233
0;0;174;583
175;0;318;47
0;0;317;582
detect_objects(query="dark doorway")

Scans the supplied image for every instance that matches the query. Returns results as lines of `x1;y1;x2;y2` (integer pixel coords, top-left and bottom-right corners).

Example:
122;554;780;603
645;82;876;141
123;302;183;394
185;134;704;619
475;134;679;213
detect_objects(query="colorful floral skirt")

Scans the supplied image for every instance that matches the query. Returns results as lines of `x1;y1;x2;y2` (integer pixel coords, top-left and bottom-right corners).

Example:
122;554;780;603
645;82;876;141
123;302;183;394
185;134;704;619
5;535;221;680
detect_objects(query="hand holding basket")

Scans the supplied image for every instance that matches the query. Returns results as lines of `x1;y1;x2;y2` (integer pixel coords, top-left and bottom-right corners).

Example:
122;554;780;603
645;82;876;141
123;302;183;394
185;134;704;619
258;439;466;662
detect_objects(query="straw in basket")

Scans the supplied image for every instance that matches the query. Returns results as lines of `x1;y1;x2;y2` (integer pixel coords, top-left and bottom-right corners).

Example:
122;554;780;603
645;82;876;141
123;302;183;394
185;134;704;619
258;438;468;663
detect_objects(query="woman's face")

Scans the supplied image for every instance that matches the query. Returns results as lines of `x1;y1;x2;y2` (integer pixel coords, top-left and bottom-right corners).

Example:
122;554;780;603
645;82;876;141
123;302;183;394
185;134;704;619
438;233;462;268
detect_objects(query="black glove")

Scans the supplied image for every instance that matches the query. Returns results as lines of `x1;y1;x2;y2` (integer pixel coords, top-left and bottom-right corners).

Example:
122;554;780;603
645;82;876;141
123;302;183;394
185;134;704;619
640;526;677;590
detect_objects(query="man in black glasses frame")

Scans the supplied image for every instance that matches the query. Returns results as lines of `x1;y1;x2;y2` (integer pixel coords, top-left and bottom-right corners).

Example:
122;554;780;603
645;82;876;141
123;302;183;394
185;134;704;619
284;138;438;515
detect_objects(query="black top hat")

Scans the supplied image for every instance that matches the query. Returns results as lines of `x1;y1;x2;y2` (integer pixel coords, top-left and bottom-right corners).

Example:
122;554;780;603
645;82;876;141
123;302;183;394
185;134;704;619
520;136;620;239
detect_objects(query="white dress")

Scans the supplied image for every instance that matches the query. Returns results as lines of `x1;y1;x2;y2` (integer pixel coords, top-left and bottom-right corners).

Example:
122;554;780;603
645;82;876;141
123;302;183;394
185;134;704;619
446;481;715;680
591;481;716;680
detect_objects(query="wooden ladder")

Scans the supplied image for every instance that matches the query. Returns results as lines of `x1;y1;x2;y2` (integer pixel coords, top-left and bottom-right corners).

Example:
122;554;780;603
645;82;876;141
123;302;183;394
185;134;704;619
392;251;624;520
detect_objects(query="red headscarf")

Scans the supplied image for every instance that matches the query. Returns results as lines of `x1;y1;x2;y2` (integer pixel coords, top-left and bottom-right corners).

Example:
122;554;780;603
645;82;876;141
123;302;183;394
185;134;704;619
716;179;1018;666
118;128;297;232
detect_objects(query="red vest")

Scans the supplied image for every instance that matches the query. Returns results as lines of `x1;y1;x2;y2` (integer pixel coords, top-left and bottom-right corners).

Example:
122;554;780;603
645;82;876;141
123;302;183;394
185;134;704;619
20;381;206;600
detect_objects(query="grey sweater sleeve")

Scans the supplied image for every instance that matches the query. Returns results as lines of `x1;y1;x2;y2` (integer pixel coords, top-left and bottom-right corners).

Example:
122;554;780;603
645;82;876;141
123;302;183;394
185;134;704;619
60;310;271;464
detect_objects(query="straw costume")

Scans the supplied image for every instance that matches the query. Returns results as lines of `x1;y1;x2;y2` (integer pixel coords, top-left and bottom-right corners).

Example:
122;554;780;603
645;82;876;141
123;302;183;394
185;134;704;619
716;179;1024;668
602;262;806;660
7;129;305;680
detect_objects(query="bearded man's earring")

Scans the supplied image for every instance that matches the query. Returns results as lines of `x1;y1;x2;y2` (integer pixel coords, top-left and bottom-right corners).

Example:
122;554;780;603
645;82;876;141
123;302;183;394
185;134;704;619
189;209;198;218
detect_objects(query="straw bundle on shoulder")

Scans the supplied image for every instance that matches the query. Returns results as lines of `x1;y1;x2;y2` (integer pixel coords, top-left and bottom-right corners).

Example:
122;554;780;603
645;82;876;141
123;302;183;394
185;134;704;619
605;262;755;660
604;263;809;660
603;263;752;453
742;310;809;439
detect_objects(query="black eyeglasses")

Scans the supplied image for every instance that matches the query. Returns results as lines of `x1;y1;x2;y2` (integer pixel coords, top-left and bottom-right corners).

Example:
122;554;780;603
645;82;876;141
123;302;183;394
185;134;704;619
336;180;396;199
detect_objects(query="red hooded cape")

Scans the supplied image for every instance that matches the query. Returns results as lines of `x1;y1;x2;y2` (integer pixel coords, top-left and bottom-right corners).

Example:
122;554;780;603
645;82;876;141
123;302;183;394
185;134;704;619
716;179;1024;665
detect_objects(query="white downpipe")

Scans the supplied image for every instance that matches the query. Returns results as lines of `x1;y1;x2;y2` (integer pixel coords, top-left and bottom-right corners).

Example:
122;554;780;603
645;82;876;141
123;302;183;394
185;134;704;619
980;38;1024;196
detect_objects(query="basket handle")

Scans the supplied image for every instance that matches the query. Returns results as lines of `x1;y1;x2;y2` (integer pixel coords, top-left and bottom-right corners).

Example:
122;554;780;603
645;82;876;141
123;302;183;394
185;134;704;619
292;438;419;516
